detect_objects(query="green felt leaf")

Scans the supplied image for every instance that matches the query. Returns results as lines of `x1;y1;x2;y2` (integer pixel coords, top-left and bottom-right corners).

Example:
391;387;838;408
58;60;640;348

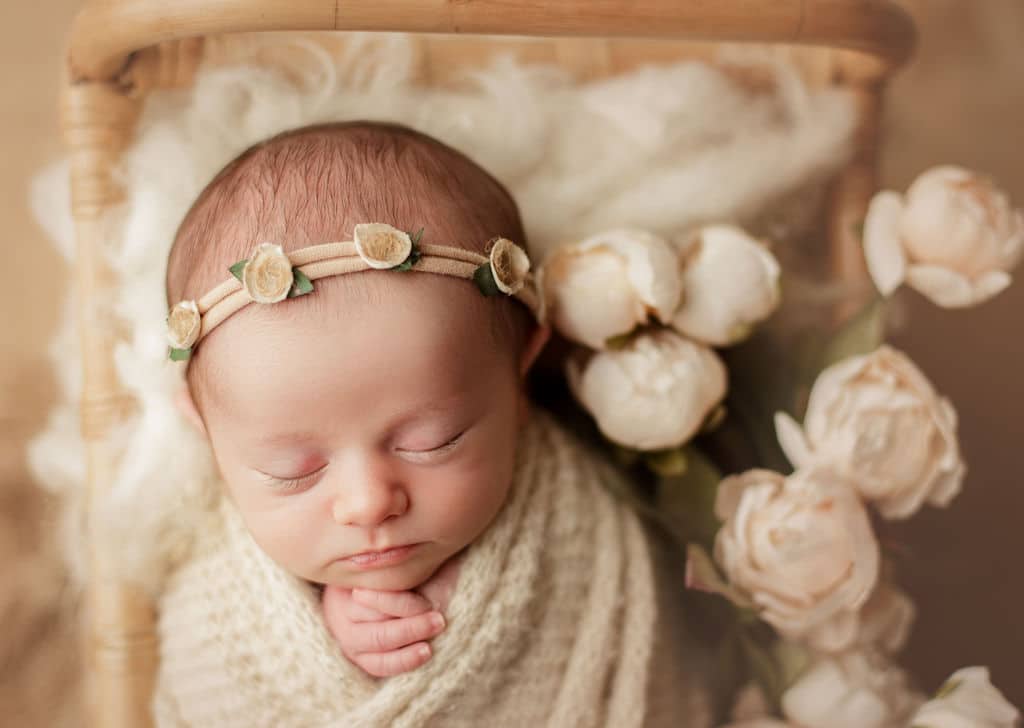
169;347;191;361
409;227;425;246
391;244;422;272
229;259;248;282
473;262;501;296
288;268;314;297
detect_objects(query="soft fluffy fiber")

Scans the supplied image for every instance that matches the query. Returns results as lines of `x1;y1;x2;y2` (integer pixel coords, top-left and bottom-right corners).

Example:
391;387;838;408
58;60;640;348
152;407;711;728
27;32;855;595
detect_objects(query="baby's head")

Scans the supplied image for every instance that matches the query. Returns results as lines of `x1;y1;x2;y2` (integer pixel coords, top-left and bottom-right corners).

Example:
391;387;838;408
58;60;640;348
167;121;549;591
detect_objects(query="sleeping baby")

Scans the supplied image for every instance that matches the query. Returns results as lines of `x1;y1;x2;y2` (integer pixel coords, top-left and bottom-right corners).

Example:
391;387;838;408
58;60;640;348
155;120;710;727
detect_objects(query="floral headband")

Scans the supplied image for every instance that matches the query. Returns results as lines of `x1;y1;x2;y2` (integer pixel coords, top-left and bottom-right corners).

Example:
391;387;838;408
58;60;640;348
165;222;545;361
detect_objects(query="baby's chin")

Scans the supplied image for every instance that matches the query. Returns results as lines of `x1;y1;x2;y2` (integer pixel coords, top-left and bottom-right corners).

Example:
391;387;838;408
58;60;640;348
320;554;444;592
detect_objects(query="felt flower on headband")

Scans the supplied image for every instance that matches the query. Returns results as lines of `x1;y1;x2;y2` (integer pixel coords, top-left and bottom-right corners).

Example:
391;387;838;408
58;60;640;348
474;237;531;297
231;243;314;302
166;300;201;352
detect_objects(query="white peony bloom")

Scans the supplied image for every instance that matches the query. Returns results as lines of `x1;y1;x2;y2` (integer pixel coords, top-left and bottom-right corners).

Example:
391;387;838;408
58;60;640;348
713;465;879;650
670;225;781;346
565;328;726;450
774;345;965;519
910;666;1021;728
863;165;1024;308
854;582;915;654
781;650;922;728
541;228;683;349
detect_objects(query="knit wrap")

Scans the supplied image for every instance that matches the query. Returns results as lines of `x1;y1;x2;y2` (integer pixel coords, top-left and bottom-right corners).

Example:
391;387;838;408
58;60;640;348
153;408;711;727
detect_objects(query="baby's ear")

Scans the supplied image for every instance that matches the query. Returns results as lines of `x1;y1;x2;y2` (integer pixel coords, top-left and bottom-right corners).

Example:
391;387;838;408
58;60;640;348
518;324;551;379
174;385;207;436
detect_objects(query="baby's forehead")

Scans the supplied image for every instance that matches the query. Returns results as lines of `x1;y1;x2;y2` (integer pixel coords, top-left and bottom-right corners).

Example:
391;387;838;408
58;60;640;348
196;274;513;423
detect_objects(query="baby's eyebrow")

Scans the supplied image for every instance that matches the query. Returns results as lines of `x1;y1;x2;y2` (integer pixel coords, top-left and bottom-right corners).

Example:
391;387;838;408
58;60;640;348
254;431;320;447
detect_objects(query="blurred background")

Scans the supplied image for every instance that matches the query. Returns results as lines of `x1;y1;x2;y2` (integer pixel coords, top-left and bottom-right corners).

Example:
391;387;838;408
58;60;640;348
1;1;1021;724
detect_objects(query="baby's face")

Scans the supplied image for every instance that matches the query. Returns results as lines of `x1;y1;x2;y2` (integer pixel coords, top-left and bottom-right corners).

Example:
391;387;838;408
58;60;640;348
195;276;532;591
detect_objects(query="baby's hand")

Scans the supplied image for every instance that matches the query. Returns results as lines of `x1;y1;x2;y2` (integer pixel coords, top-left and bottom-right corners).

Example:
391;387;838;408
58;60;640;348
322;586;445;678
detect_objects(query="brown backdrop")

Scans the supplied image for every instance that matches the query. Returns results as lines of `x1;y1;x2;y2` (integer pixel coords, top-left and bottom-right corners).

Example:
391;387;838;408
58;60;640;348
1;1;1021;724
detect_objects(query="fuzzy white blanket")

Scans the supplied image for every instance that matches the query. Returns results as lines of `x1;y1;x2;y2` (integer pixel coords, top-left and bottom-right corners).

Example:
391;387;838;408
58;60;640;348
151;408;711;728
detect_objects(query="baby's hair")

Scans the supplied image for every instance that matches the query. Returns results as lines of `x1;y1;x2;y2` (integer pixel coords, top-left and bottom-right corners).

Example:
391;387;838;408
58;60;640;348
166;120;534;411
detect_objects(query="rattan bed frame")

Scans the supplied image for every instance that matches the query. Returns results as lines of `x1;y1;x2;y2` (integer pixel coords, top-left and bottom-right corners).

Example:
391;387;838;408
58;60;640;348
59;2;916;725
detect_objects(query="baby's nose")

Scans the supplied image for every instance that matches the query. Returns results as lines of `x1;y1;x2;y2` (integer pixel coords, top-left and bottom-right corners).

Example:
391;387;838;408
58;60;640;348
331;477;408;527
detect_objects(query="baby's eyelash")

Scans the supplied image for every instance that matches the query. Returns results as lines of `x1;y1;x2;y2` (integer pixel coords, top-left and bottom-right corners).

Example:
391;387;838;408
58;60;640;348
400;431;465;457
263;463;327;492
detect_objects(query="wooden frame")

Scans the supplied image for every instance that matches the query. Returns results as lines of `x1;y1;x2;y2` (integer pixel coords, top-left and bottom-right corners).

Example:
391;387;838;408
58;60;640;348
60;1;916;725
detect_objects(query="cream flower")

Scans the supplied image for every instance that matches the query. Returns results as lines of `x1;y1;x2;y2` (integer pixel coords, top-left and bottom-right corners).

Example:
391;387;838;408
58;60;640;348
909;666;1020;728
774;345;964;520
166;300;201;350
854;582;915;654
670;225;781;346
863;165;1024;307
489;237;531;295
242;242;294;303
713;465;879;650
541;228;683;349
781;651;922;728
354;222;413;269
565;328;726;450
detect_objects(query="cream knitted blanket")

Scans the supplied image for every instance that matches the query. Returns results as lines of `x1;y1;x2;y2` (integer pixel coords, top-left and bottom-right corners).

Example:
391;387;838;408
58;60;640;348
152;408;711;727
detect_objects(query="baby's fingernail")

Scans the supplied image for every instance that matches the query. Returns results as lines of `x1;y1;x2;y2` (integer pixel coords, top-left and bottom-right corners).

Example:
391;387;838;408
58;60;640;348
429;612;445;629
419;644;431;659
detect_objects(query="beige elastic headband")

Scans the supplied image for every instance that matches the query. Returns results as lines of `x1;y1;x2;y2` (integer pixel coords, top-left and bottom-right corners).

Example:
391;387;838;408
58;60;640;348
166;222;546;361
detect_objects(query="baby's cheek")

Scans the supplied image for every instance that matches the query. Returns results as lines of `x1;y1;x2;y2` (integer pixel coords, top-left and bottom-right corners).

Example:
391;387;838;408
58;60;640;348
426;460;515;544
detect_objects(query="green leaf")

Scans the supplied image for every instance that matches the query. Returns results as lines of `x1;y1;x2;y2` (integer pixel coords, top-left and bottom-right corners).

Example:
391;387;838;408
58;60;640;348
934;677;962;699
391;244;422;272
851;220;866;240
169;347;191;361
473;262;501;296
644;447;689;477
605;331;636;350
288;268;314;297
817;296;887;370
700;404;728;434
229;259;248;282
409;227;425;246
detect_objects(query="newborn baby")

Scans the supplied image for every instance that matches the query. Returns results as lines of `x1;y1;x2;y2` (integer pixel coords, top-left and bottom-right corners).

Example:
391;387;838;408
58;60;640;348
156;120;710;727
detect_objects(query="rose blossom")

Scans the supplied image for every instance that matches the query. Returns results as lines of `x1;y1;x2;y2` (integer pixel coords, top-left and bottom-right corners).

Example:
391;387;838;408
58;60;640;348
541;228;682;349
566;328;726;450
670;224;781;346
774;345;964;519
713;465;879;650
863;165;1024;308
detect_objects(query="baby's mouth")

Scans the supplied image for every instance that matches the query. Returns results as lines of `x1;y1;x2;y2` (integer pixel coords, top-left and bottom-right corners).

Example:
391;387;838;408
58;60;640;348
339;543;423;569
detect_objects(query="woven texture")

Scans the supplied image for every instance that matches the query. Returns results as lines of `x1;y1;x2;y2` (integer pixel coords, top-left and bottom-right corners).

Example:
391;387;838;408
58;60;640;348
152;408;711;727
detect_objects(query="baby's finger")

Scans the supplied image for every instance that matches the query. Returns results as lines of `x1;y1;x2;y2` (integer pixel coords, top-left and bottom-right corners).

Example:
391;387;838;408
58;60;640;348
349;611;446;654
322;585;389;624
351;588;433;618
355;642;433;678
